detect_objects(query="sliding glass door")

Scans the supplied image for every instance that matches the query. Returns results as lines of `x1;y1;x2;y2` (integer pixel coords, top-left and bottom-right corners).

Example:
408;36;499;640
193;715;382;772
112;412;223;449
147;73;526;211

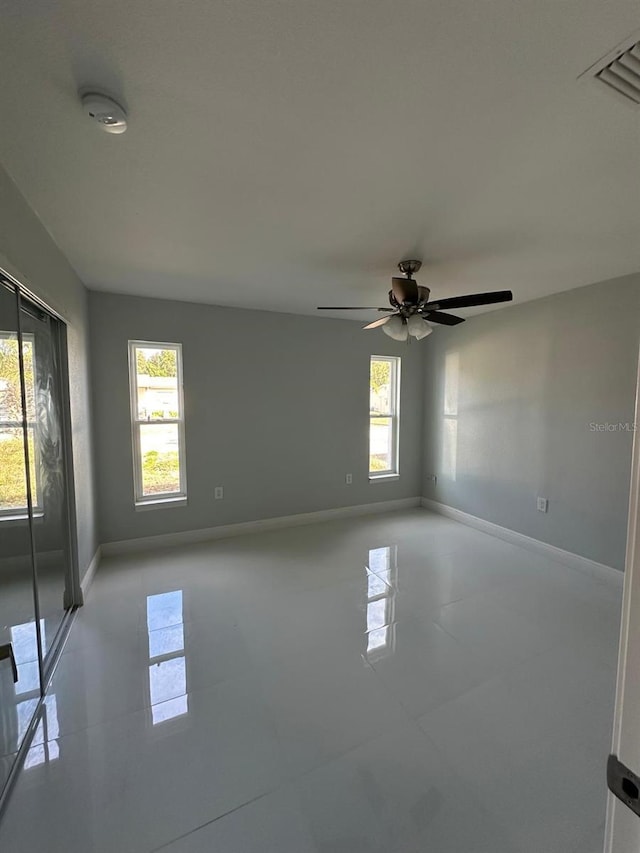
0;282;38;793
20;298;73;647
0;278;75;801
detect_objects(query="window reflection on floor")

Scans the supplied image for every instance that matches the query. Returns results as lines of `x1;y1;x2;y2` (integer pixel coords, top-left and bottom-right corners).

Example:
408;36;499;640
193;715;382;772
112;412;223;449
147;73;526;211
365;547;397;660
12;620;60;769
12;621;43;698
24;696;59;769
146;591;189;724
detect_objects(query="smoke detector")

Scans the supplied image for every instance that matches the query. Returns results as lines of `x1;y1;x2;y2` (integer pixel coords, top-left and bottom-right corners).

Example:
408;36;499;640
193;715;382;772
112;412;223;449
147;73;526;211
81;92;127;134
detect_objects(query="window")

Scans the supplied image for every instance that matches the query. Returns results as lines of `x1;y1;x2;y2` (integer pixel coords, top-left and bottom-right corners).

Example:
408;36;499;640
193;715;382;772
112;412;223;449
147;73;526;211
0;332;40;517
369;355;400;477
128;341;186;505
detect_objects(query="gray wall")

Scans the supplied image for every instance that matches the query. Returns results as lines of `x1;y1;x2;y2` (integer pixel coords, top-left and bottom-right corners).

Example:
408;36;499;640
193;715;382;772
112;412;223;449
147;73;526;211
0;165;98;581
422;274;640;571
5;165;632;572
89;292;424;544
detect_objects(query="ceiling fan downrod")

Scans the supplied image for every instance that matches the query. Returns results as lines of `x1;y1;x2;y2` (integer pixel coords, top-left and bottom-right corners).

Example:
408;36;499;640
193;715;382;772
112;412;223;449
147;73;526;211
397;259;422;279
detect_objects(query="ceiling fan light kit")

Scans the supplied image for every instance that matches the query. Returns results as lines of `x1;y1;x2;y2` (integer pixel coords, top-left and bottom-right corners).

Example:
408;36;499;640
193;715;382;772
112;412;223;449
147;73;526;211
406;314;432;340
380;314;434;342
382;315;409;341
317;259;513;341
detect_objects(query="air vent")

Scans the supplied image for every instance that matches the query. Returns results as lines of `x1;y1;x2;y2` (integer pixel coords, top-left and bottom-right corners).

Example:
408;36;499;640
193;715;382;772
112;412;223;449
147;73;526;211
579;30;640;107
596;41;640;104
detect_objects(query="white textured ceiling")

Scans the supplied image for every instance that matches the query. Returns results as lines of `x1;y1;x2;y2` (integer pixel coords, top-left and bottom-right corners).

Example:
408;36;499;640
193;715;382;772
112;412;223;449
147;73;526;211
0;0;639;320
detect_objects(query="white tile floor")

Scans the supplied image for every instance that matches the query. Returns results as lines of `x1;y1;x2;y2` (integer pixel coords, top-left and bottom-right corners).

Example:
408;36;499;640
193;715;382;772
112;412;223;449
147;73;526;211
0;509;622;853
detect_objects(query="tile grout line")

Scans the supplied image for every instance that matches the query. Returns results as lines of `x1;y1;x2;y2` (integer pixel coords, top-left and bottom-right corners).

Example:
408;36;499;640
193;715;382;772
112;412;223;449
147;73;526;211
149;789;276;852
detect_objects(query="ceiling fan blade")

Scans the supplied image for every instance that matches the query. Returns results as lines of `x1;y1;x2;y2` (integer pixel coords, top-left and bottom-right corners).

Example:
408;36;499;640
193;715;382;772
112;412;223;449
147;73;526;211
425;290;513;311
391;277;419;304
425;310;465;326
317;306;390;310
363;315;394;330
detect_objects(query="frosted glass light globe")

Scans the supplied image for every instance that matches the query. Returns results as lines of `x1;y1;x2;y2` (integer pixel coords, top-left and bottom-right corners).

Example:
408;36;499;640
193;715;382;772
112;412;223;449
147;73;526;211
382;315;408;341
407;314;433;340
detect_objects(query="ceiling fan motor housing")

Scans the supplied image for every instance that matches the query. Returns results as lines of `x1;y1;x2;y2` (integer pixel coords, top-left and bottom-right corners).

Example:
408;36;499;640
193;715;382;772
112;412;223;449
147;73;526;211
391;261;430;309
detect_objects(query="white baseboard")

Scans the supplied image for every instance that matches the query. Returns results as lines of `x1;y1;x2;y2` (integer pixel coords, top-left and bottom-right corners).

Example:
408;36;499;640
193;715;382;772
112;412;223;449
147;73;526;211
101;497;422;556
421;497;623;587
80;546;101;603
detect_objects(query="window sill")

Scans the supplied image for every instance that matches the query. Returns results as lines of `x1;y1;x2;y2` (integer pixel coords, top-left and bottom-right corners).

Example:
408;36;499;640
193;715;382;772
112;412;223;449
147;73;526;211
0;511;45;525
135;496;188;512
369;474;400;482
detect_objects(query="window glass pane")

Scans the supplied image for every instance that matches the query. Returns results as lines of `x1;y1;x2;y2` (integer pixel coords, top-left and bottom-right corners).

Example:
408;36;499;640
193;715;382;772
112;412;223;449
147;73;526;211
369;417;393;472
0;427;37;511
370;359;392;415
0;335;35;422
140;423;181;495
135;347;178;420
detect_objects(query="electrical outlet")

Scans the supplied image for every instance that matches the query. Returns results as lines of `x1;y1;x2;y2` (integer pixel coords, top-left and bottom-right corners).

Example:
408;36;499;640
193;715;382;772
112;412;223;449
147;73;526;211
345;473;353;485
214;486;224;500
426;474;438;485
537;497;548;513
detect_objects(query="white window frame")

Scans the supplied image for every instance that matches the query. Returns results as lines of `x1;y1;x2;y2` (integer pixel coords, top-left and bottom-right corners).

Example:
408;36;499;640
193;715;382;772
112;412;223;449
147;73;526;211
0;331;43;520
128;340;187;507
369;355;401;479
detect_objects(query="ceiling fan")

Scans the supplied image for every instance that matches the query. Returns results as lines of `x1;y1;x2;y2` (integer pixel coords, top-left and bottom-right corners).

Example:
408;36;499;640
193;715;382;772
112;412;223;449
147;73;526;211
317;260;513;341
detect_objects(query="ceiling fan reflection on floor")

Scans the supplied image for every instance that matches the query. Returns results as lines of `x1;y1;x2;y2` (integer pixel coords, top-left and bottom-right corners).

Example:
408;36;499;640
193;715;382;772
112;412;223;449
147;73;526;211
317;260;513;341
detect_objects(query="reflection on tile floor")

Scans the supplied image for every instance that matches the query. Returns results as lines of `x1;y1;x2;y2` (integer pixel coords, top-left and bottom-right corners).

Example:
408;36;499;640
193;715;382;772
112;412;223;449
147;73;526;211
0;614;60;789
0;509;622;852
